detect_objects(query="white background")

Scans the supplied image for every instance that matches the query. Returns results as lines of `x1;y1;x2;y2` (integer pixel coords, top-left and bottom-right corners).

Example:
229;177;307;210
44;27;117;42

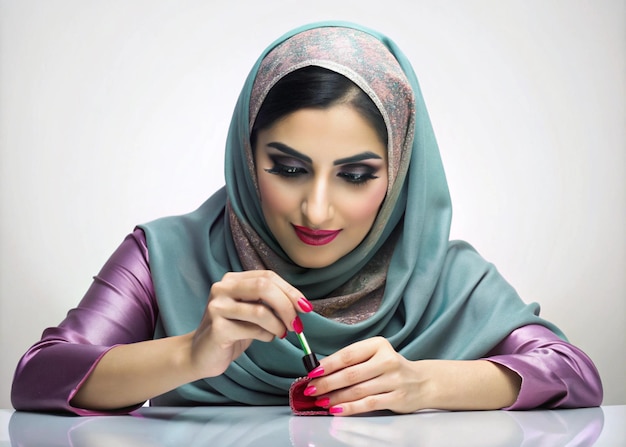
1;0;624;411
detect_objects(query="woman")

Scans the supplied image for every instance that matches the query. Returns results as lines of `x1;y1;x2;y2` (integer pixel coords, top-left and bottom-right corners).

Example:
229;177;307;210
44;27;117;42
11;22;602;416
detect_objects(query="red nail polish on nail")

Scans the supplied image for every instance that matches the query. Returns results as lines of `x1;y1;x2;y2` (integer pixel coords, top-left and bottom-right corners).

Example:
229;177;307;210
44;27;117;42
329;406;343;414
303;386;316;396
292;316;303;334
315;397;330;408
279;330;287;339
308;366;324;379
298;297;313;313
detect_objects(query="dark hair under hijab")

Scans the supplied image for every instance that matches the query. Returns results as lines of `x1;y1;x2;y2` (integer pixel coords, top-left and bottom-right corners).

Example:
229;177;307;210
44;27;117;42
251;66;388;148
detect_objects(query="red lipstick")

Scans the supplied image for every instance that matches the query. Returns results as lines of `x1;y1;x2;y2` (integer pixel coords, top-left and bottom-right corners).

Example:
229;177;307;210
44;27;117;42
292;225;341;246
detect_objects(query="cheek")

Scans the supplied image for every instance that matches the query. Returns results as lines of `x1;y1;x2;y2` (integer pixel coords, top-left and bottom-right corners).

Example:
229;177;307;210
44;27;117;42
258;176;295;218
343;183;388;223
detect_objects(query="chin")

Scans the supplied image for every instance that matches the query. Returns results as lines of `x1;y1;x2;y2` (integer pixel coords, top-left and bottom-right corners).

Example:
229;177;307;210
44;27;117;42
289;251;340;269
293;258;334;269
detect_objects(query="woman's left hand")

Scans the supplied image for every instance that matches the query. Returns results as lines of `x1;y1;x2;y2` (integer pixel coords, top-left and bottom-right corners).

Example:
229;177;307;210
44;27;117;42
306;336;523;415
305;336;426;416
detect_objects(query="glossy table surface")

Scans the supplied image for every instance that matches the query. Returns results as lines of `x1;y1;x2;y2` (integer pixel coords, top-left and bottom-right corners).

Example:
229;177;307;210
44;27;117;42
0;405;623;446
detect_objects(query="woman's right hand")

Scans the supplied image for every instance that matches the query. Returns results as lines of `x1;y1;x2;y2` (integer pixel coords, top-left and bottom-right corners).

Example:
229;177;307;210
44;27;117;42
188;270;312;378
71;269;312;411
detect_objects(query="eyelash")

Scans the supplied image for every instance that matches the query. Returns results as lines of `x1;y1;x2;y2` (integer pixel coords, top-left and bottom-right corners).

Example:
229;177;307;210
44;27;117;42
337;171;379;185
264;161;379;186
265;163;306;178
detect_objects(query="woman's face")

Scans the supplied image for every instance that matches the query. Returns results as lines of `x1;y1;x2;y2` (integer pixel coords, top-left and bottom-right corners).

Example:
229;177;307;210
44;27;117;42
254;104;388;268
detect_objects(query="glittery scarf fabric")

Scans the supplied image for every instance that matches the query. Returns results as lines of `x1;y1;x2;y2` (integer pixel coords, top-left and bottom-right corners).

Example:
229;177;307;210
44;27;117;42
228;27;414;323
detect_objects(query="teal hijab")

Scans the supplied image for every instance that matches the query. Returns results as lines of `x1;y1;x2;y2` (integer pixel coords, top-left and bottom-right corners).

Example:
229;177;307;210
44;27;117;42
139;22;563;406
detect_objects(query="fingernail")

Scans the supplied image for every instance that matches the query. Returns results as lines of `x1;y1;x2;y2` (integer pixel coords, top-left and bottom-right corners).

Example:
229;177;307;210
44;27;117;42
279;330;287;339
303;385;316;396
315;397;330;408
307;366;324;379
298;297;313;313
329;406;343;414
292;316;303;334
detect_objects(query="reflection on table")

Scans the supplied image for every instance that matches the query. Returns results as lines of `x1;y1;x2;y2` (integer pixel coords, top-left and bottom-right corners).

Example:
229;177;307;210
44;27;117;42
6;405;620;447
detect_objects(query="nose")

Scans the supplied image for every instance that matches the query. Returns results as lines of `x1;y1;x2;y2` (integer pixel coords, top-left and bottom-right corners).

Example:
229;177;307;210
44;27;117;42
301;177;334;227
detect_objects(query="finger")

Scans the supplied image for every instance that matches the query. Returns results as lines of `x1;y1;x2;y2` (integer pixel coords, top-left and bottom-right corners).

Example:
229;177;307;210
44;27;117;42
327;392;394;417
326;371;393;402
219;271;309;331
313;337;384;383
223;271;312;313
224;319;278;344
208;295;286;338
314;362;379;398
208;314;280;347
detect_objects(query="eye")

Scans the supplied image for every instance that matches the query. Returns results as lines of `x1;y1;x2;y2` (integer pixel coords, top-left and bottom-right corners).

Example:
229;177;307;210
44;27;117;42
337;165;380;185
264;156;308;178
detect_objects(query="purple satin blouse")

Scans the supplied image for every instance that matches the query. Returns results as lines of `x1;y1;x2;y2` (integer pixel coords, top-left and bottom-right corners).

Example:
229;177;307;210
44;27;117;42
11;230;603;414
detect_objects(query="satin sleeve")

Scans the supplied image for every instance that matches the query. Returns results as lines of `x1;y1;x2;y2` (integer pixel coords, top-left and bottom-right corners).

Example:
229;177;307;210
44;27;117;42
11;229;157;415
484;324;603;410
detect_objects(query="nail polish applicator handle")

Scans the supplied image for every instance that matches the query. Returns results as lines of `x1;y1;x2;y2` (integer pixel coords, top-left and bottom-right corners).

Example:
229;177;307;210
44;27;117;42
296;332;320;372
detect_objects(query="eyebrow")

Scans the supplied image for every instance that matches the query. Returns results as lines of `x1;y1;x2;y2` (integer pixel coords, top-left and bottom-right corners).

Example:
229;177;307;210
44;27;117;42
266;142;312;163
266;142;382;166
333;152;382;165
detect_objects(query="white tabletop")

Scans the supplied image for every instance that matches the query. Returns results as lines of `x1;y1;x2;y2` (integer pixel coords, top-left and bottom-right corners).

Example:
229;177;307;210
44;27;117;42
1;405;623;446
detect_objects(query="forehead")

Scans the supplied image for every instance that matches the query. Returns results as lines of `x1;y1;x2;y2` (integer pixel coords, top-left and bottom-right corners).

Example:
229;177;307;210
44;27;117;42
257;105;388;162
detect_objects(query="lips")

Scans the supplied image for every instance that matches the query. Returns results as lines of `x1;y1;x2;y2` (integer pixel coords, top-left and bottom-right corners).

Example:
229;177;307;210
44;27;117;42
292;225;342;246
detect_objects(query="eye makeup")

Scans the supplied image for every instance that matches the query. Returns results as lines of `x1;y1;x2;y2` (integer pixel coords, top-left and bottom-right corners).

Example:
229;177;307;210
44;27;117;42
337;165;379;184
265;155;380;186
264;155;307;177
